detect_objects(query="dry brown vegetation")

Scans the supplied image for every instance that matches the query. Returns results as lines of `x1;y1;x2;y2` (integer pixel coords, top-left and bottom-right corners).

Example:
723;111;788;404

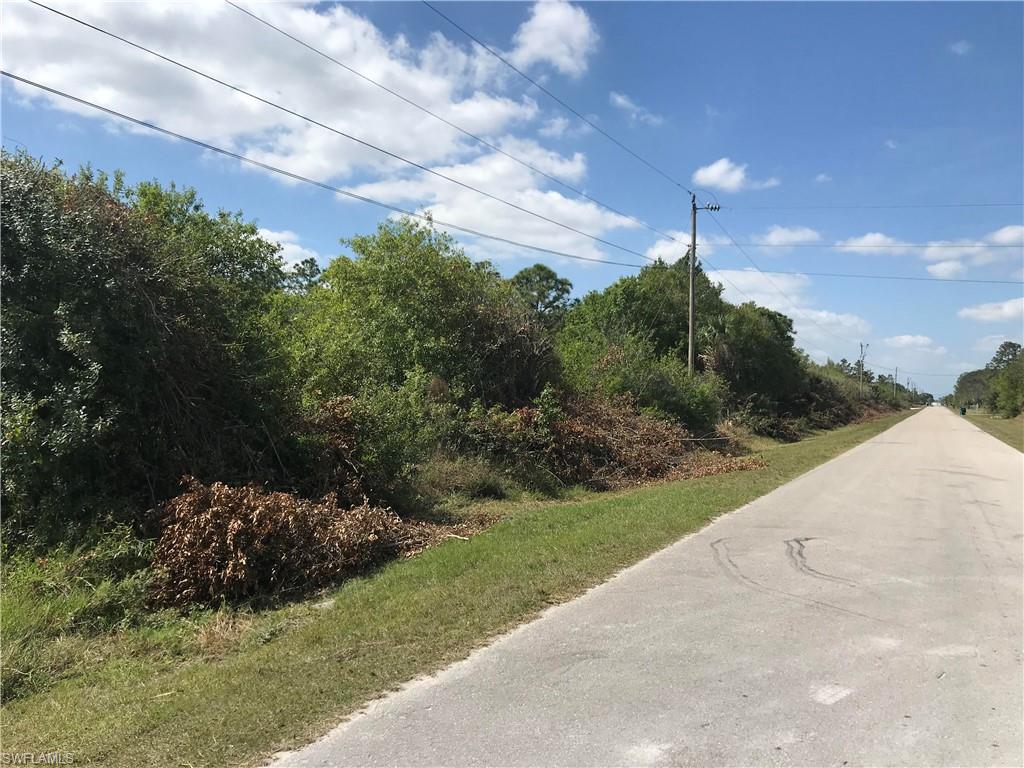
152;477;402;606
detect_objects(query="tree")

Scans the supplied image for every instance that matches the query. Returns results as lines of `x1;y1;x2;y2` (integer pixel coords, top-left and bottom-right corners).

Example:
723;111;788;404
283;217;556;407
704;303;806;408
986;341;1022;371
510;264;573;329
1;152;296;539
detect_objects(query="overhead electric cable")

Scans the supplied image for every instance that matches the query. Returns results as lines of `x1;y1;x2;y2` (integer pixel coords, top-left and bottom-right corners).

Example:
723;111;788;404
725;202;1024;211
29;0;653;262
752;270;1023;286
422;0;694;195
0;72;649;271
223;0;680;243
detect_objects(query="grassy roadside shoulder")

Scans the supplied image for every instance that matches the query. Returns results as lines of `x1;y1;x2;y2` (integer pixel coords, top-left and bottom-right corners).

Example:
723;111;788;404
963;410;1024;452
2;410;914;767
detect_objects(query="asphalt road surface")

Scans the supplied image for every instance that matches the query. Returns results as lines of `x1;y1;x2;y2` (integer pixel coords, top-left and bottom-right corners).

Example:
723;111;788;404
273;408;1023;767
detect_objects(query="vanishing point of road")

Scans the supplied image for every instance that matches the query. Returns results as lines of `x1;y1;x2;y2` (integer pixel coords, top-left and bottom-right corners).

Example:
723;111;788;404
274;407;1023;767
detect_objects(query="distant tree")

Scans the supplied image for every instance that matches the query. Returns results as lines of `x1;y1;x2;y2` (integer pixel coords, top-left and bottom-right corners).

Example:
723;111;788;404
282;256;321;293
953;368;995;407
510;264;573;329
986;341;1022;371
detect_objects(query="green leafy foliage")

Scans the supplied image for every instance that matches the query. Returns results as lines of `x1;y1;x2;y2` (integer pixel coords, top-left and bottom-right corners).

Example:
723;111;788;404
953;341;1023;417
1;152;299;542
279;217;556;408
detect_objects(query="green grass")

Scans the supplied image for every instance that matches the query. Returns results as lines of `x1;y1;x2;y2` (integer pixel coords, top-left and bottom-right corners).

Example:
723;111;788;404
963;409;1024;452
1;410;912;767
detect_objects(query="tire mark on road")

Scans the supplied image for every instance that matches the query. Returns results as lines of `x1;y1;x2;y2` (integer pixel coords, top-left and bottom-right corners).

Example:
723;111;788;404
784;537;859;588
711;538;898;627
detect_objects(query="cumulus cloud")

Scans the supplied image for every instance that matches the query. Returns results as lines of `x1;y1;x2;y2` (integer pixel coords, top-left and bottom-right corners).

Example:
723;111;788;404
755;225;821;251
974;334;1017;354
957;297;1024;322
884;139;898;150
643;231;727;263
704;268;869;359
949;40;972;56
258;228;322;266
4;1;539;178
926;260;967;279
835;232;915;255
508;0;599;79
883;334;934;349
691;157;780;193
814;173;832;183
4;1;636;265
538;116;570;138
608;91;664;126
347;138;637;260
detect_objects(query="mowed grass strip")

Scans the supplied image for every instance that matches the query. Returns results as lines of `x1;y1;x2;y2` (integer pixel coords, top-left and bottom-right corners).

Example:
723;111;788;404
2;411;913;767
964;410;1024;452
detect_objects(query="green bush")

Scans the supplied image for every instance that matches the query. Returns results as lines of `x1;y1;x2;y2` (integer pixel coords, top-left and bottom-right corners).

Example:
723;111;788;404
1;152;297;541
279;217;556;408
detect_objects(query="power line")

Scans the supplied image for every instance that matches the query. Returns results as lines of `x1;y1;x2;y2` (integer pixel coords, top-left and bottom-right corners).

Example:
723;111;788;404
749;269;1024;286
726;202;1024;211
705;210;854;346
723;242;1023;249
29;0;653;263
1;71;650;272
2;73;964;380
223;0;679;244
422;0;694;196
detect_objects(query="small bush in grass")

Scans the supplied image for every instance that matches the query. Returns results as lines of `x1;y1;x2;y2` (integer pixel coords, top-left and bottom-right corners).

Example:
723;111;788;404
152;478;402;606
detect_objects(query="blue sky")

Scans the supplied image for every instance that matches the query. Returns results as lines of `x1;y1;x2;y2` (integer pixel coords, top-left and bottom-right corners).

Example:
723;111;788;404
4;1;1023;394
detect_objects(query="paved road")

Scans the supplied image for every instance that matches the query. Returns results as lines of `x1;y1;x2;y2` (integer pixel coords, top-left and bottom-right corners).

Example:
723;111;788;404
273;408;1023;767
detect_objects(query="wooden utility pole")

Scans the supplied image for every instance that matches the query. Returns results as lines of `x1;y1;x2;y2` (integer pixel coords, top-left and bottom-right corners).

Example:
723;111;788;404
686;195;719;374
688;194;697;374
894;366;898;400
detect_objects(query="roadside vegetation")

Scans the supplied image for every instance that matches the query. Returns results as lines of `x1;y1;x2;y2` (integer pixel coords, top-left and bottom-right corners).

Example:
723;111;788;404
1;152;921;733
2;411;912;767
943;341;1024;450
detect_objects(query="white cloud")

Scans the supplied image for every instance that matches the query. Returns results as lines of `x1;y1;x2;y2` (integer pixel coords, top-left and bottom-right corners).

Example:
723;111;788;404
347;138;637;261
258;228;321;267
985;224;1024;246
704;268;869;359
4;1;543;182
921;225;1024;266
508;0;599;79
755;225;821;251
691;157;780;193
814;173;832;183
538;116;570;138
608;91;664;126
884;139;898;150
835;232;914;255
883;334;934;349
958;297;1024;322
949;40;972;56
974;334;1018;354
926;260;967;278
644;231;726;263
4;1;636;266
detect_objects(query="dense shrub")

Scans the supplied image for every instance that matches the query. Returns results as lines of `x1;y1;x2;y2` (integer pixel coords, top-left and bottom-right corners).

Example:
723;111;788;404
556;329;723;432
278;217;556;408
1;152;297;541
953;341;1023;417
152;478;402;605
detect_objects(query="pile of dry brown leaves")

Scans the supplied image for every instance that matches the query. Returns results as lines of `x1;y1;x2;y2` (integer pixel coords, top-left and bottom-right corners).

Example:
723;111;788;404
152;477;402;606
